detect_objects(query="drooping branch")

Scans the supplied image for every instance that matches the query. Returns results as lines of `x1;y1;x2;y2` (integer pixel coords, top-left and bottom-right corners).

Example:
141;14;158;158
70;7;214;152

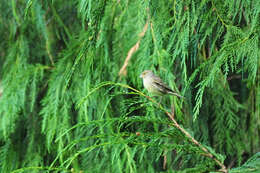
118;20;149;77
0;82;3;98
166;111;227;172
80;82;228;172
109;82;227;172
144;95;228;172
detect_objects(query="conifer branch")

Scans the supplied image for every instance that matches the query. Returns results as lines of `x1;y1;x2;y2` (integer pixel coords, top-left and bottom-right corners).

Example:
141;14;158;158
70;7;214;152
143;94;228;172
46;41;55;66
92;82;228;172
118;20;149;77
1;1;259;172
0;83;2;98
50;4;72;39
165;111;227;172
212;1;228;28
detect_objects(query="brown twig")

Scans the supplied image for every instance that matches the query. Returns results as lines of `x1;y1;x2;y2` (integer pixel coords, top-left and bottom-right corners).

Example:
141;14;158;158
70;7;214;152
44;7;55;66
171;105;175;119
143;95;227;173
109;83;227;172
227;75;241;81
46;42;55;66
0;82;3;98
227;157;236;169
163;154;167;170
166;111;227;172
118;21;149;77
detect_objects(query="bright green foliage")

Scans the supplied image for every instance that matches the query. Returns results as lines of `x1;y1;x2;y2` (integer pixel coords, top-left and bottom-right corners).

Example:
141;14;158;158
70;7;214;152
0;0;259;173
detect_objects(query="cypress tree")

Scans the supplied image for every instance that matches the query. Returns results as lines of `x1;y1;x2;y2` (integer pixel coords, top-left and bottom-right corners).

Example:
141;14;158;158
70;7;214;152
0;0;259;172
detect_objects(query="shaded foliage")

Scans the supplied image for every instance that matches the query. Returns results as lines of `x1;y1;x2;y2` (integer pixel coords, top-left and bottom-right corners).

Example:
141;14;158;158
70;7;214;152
0;0;259;172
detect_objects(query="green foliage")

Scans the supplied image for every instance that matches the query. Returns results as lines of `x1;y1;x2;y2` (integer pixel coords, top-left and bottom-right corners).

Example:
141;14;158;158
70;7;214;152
230;152;260;173
0;0;259;172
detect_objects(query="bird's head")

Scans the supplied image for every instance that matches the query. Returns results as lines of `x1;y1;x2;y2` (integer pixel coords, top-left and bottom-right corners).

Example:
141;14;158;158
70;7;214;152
140;70;153;79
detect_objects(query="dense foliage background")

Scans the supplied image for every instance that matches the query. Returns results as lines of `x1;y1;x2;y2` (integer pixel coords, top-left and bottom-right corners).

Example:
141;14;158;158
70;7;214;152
0;0;259;172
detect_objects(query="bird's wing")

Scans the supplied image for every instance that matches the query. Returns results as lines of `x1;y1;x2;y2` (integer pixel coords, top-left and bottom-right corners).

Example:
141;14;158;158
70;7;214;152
154;80;174;93
153;75;184;98
152;75;174;94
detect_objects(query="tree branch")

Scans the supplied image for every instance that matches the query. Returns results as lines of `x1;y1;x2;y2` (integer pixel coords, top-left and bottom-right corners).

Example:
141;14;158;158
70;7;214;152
95;82;228;172
118;19;149;77
144;95;228;173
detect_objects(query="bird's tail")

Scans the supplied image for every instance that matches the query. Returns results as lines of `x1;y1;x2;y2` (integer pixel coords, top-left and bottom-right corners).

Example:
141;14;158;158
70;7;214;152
169;92;185;99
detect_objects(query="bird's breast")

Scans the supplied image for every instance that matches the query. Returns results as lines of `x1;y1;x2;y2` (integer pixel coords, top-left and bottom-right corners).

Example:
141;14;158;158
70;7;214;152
143;77;162;95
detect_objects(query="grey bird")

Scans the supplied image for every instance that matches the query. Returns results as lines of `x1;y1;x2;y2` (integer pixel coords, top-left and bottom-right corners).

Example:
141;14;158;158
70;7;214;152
140;70;183;98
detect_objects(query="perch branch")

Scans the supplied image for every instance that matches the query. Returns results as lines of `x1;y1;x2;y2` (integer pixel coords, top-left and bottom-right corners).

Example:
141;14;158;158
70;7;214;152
86;82;228;172
143;95;227;173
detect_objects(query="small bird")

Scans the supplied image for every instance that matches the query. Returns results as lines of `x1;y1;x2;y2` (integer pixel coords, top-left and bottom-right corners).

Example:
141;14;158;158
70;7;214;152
140;70;183;98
